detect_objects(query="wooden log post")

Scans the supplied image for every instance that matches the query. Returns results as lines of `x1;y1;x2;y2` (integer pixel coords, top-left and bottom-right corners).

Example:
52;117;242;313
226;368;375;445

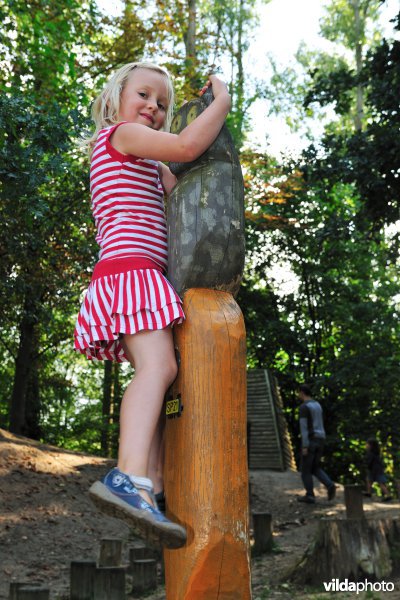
15;589;49;600
131;559;158;594
164;88;251;599
9;583;41;600
93;567;125;600
129;543;157;566
70;560;96;600
98;537;123;567
344;485;365;519
252;512;273;556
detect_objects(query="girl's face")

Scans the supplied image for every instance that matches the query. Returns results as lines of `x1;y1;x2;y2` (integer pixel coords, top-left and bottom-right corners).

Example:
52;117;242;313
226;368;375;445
119;68;169;131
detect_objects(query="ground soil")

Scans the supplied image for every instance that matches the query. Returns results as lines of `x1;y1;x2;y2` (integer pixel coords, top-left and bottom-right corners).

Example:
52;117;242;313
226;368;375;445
1;428;399;599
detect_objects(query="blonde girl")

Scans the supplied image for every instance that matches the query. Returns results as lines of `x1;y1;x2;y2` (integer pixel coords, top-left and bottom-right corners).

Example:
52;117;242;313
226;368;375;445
74;62;230;548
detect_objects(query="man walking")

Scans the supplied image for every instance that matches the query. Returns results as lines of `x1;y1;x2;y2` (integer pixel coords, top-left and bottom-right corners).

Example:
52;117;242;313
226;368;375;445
297;384;336;504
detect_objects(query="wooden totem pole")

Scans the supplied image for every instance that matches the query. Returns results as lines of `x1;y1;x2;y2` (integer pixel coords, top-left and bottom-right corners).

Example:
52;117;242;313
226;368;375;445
164;89;251;599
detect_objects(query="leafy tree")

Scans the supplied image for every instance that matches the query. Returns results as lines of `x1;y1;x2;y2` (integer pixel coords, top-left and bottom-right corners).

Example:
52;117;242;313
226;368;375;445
0;0;101;108
0;92;94;434
242;146;400;480
318;0;383;130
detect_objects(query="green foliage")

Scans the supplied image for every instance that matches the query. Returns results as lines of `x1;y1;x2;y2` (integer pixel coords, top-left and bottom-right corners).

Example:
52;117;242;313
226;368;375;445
0;0;101;108
243;147;400;477
305;27;400;225
319;0;383;51
0;88;97;435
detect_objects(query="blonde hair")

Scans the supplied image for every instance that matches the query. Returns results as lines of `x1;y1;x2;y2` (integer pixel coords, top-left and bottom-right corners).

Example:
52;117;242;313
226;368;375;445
83;62;175;152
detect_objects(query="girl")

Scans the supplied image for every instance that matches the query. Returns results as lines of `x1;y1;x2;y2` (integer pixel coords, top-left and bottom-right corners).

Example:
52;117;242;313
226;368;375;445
74;62;231;548
364;438;392;502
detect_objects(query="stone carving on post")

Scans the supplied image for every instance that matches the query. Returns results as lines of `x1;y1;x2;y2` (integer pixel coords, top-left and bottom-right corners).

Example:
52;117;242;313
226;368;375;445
164;87;251;599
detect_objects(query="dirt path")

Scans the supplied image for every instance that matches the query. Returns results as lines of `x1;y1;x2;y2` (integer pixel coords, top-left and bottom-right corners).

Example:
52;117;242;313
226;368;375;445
1;428;399;599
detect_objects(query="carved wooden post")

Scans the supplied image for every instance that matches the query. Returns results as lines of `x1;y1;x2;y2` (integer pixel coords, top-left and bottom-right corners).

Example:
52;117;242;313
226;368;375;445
164;88;251;599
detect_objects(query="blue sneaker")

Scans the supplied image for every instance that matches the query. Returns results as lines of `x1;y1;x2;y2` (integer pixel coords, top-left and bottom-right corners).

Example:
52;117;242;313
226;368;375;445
89;468;186;549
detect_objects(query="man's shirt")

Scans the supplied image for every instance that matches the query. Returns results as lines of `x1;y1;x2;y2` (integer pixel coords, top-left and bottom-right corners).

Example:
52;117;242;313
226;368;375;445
299;399;326;448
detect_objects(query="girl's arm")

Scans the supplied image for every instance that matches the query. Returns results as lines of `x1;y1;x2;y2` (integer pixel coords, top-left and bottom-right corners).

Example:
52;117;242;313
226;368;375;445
158;162;177;196
112;75;230;163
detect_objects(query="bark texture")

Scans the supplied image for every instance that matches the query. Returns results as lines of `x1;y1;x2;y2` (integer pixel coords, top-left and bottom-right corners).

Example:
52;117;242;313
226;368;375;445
287;517;400;584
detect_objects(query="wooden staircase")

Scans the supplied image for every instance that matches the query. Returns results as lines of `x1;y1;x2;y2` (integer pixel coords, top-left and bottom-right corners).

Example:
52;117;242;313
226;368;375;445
247;369;296;471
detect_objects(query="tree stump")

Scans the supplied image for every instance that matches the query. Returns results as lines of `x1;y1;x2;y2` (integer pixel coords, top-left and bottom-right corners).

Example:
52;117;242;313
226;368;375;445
70;560;96;600
287;517;400;584
164;289;251;599
98;538;123;567
93;567;125;600
252;512;273;555
344;485;365;519
131;559;157;594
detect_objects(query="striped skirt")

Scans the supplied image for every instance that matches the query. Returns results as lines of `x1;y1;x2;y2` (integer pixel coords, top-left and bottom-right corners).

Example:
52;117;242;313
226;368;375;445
74;268;185;362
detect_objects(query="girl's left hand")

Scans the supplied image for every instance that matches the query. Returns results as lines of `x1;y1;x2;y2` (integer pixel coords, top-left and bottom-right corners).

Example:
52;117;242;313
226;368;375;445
199;82;210;96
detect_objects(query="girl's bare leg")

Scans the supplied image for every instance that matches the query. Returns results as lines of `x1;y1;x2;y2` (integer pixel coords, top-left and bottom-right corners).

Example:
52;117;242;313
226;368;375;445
119;328;177;505
148;413;166;496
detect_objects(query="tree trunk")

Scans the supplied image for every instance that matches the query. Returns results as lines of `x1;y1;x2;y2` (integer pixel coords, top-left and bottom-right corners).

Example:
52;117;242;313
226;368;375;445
235;0;245;146
184;0;197;90
352;0;364;131
9;294;38;434
287;517;400;584
24;351;42;440
185;0;196;59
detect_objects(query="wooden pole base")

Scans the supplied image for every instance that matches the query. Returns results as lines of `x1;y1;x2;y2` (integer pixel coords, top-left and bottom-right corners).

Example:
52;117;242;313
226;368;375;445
164;288;251;599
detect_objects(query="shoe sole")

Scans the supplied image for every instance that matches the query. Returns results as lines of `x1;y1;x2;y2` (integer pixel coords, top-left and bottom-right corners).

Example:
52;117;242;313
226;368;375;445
297;497;315;504
89;481;186;549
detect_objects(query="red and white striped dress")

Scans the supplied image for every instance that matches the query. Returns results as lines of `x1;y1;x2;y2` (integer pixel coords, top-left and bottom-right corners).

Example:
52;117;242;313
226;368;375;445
74;123;185;362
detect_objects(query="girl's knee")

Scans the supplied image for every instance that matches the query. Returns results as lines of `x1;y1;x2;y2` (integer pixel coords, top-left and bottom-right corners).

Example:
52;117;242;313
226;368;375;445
161;356;178;386
139;355;177;386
